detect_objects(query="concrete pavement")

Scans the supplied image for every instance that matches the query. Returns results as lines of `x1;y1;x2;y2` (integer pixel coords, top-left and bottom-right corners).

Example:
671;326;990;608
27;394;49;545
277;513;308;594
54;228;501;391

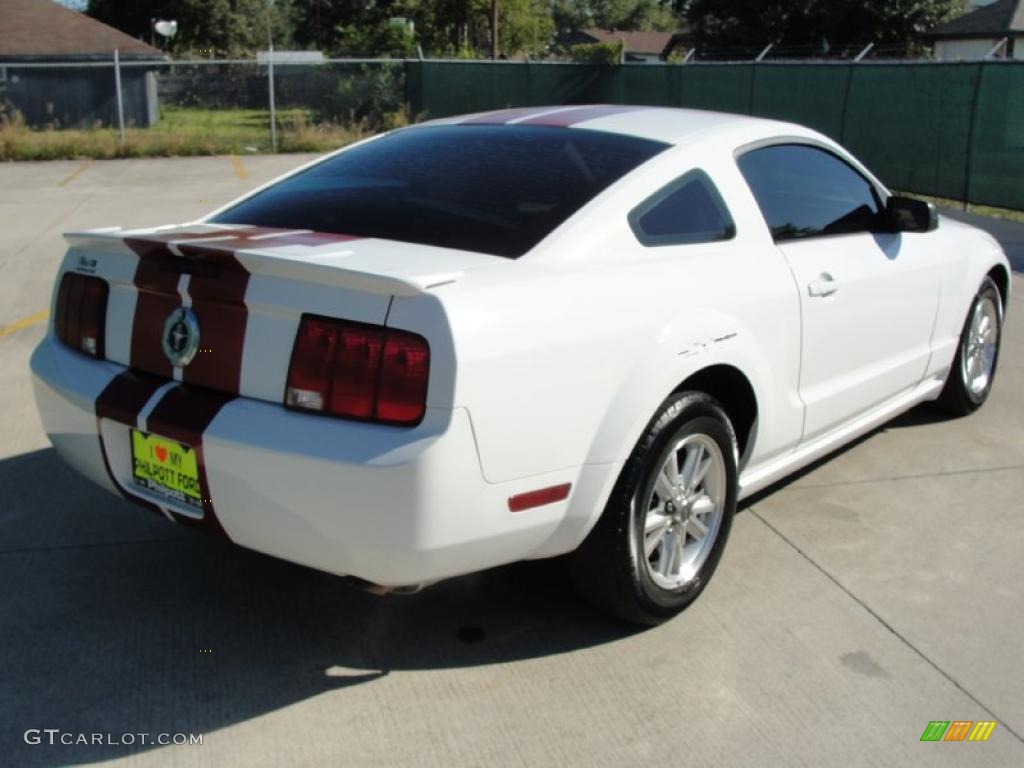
0;155;1022;767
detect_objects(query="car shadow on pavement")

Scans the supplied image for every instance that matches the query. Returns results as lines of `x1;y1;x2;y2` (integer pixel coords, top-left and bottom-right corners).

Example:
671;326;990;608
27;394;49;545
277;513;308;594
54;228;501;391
737;402;952;511
0;448;635;766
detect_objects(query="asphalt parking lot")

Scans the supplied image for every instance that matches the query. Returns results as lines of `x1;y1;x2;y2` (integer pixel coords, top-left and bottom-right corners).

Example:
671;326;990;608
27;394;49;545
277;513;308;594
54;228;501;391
1;155;1022;767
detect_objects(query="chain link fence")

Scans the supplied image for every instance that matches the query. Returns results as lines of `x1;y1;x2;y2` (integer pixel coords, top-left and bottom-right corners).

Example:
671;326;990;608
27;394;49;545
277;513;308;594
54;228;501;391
1;56;1021;211
0;58;407;157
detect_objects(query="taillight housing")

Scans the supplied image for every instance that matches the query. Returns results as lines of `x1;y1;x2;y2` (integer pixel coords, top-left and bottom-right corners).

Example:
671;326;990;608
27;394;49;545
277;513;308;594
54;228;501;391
285;315;430;426
54;272;108;359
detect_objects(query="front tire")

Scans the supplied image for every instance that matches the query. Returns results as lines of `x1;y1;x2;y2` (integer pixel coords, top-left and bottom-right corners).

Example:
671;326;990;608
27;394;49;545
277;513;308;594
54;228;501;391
569;392;738;626
936;276;1003;416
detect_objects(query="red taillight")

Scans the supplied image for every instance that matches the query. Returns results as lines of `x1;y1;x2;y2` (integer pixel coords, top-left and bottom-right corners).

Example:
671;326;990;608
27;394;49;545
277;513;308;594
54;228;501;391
55;272;108;358
331;325;385;418
377;333;431;423
285;315;430;426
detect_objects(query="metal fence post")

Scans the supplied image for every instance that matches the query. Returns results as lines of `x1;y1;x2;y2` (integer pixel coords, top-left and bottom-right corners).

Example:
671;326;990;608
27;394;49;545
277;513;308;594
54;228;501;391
962;61;986;212
268;46;278;152
113;48;126;145
839;62;855;145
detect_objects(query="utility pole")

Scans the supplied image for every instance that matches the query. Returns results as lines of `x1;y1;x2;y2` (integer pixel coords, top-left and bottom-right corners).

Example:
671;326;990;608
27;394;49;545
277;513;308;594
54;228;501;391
265;0;277;151
490;0;499;59
113;48;125;146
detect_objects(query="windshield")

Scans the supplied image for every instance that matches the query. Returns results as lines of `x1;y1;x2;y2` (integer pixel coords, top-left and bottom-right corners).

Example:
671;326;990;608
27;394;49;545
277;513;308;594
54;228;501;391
212;124;668;258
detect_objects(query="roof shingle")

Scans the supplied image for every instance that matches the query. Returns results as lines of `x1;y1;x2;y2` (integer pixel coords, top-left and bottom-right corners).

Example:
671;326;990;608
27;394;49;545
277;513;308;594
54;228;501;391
0;0;164;59
579;28;675;55
926;0;1024;39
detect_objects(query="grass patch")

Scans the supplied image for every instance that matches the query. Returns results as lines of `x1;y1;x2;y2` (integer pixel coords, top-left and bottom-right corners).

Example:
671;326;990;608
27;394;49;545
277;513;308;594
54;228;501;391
0;106;371;161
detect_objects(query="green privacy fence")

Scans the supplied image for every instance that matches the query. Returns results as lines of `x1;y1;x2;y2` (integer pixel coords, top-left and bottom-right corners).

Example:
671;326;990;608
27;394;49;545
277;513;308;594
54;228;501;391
405;60;1024;211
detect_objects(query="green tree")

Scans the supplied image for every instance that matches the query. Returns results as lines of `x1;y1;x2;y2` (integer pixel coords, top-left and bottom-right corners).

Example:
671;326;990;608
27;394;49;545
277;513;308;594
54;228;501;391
569;39;625;63
495;0;557;55
591;0;678;31
685;0;960;54
331;19;418;58
292;0;554;58
290;0;372;51
87;0;296;56
551;0;680;36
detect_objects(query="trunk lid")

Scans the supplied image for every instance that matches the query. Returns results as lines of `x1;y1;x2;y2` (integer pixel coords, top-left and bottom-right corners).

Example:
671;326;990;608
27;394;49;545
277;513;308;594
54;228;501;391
63;223;492;403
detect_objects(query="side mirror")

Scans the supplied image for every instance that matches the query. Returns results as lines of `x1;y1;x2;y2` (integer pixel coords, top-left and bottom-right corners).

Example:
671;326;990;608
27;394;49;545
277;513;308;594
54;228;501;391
886;195;938;233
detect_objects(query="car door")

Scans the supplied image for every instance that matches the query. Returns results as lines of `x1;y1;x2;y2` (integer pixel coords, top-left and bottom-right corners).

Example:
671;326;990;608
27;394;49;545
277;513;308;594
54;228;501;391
737;143;940;442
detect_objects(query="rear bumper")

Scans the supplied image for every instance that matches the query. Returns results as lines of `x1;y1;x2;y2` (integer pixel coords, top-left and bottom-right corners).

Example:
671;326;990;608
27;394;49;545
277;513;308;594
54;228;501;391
30;335;575;586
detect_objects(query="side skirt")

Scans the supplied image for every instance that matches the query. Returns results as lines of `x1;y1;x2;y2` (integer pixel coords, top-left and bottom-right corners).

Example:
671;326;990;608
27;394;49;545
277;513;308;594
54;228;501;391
738;376;945;500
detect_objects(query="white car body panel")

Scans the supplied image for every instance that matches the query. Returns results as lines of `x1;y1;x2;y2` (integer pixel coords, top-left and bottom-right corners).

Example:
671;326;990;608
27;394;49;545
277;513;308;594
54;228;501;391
31;106;1011;587
780;231;941;441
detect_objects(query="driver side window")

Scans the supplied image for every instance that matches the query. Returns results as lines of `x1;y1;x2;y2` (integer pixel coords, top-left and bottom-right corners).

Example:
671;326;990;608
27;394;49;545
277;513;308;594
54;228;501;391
737;144;885;242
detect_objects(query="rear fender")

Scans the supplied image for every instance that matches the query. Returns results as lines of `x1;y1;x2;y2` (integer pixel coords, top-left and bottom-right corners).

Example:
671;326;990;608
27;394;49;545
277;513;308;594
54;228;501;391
537;311;773;556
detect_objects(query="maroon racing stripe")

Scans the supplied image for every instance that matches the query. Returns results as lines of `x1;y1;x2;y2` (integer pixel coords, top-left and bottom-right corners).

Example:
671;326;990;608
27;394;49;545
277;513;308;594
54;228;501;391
122;229;249;259
459;106;571;125
95;368;165;424
93;368;235;536
145;384;235;537
124;227;360;394
94;370;167;519
127;253;180;380
518;104;649;127
177;251;250;394
243;231;360;248
173;230;360;393
124;227;269;387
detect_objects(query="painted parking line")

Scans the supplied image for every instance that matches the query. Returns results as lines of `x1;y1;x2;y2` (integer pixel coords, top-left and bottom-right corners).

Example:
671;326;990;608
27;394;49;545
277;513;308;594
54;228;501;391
0;310;49;339
230;155;249;181
58;160;93;188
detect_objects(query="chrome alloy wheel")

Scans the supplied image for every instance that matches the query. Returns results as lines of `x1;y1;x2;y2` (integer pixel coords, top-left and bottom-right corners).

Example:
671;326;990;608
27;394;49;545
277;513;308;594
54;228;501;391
961;295;1000;398
641;433;726;590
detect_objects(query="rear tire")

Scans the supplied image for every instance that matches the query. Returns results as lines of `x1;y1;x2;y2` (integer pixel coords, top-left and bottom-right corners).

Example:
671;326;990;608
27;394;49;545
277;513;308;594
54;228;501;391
935;277;1003;416
569;391;738;626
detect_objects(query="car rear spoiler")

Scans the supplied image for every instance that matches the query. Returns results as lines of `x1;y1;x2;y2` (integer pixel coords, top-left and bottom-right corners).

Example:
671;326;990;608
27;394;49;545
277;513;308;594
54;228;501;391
64;228;465;298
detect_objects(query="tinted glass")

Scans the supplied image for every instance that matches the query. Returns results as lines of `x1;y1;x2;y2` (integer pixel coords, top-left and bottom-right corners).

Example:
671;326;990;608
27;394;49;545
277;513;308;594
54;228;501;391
213;125;668;258
737;145;884;241
630;170;735;246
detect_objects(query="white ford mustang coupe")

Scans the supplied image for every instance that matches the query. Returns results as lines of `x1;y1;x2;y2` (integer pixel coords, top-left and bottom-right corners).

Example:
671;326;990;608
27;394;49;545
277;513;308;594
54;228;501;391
32;105;1009;624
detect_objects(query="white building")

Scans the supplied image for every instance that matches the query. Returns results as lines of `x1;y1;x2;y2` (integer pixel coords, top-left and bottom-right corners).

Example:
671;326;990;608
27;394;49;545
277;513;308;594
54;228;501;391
927;0;1024;60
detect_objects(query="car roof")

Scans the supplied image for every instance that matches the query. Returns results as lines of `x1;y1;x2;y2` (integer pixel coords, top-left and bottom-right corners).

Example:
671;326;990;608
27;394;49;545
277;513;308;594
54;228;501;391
420;104;819;148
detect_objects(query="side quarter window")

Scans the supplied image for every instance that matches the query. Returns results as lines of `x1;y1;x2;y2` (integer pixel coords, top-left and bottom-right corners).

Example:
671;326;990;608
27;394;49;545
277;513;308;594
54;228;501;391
737;144;885;242
629;169;736;247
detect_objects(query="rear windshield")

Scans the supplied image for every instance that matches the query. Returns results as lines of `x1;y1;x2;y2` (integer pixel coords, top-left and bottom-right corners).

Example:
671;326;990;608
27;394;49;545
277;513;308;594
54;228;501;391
212;125;668;258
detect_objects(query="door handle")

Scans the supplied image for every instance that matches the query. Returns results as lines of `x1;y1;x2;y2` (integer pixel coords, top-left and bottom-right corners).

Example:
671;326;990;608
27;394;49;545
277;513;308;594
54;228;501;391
808;273;839;298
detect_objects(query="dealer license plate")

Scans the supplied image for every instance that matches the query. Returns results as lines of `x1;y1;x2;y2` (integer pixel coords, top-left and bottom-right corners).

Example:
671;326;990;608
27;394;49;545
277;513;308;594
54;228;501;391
130;429;203;511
